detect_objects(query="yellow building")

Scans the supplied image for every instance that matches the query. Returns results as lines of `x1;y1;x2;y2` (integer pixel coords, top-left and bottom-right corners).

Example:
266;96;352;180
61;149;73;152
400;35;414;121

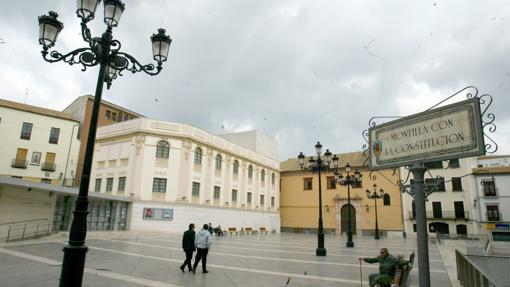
280;152;404;236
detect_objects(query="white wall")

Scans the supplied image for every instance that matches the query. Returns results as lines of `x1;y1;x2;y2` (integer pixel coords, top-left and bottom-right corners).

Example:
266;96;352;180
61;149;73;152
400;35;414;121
0;106;81;184
129;201;280;233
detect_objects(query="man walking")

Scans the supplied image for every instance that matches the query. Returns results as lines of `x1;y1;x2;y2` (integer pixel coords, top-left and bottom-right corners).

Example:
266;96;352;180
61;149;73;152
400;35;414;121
180;223;195;273
359;248;397;287
193;223;212;274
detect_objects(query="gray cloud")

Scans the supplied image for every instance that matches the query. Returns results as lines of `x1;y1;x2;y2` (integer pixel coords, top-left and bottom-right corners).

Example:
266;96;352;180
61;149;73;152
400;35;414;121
1;0;508;160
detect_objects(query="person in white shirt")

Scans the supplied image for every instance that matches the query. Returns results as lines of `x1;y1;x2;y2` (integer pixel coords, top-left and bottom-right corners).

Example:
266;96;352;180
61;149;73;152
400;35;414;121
193;223;212;274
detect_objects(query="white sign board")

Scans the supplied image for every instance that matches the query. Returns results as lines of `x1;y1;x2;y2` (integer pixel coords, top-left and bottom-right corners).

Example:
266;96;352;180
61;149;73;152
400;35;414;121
368;98;485;170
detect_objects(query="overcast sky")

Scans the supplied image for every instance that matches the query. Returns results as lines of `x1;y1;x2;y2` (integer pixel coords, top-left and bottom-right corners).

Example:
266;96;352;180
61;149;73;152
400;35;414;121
1;0;509;161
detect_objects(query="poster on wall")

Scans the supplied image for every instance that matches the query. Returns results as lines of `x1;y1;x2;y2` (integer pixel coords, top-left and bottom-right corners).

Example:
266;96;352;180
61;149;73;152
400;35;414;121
143;208;173;221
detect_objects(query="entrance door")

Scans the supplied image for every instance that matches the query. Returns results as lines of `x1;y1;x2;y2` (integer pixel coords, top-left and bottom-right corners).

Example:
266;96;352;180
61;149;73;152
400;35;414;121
341;204;356;234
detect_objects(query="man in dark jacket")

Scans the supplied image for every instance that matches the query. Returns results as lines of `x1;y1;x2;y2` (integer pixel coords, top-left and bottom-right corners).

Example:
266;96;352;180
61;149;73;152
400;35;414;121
180;223;195;273
359;248;397;287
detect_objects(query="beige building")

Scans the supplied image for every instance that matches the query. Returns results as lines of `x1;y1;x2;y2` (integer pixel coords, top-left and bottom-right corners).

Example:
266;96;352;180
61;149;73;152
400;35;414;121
90;119;280;232
280;152;404;236
63;95;143;186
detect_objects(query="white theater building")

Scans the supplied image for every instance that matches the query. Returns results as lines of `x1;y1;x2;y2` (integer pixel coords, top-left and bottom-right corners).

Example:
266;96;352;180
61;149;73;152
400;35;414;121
90;119;280;232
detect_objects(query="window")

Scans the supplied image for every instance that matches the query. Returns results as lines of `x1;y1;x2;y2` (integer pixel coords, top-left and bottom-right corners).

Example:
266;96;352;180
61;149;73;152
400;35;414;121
247;192;252;204
432;202;442;218
411;200;416;218
454;201;465;219
124;114;129;121
487;205;500;221
213;186;220;199
232;189;238;202
194;148;202;165
215;154;222;170
156;141;170;158
20;122;33;140
452;177;463;191
303;178;313;190
106;177;113;192
112;112;117;121
118;112;123;122
271;196;275;208
383;194;391;206
483;180;497;196
261;169;265;182
192;182;200;197
449;159;460;168
105;110;111;119
327;176;336;189
350;175;363;188
260;194;265;206
152;178;167;193
424;161;443;169
41;178;52;184
233;160;239;175
248;165;253;178
49;127;60;144
118;177;126;192
425;177;445;192
95;178;102;192
272;173;275;185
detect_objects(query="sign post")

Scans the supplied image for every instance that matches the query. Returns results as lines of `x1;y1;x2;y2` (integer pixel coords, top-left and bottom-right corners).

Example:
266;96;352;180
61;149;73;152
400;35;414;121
367;95;487;287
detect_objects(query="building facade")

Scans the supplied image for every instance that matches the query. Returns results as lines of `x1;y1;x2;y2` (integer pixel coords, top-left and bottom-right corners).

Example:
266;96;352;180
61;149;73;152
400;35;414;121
280;152;404;235
63;95;143;186
401;158;476;237
470;155;510;240
90;119;280;232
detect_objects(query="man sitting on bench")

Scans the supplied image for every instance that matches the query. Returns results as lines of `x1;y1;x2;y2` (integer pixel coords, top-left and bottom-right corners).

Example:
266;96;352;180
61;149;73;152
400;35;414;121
359;248;397;287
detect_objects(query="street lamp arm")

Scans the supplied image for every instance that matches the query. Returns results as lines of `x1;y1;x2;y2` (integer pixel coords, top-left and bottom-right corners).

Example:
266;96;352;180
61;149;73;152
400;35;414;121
41;47;99;71
114;51;162;76
80;21;93;43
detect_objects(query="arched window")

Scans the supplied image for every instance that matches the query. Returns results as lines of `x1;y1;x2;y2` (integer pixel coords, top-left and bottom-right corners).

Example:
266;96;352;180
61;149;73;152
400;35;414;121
261;169;266;182
215;154;222;170
248;165;253;178
272;173;275;185
233;160;239;175
194;147;202;164
156;141;170;158
383;194;391;206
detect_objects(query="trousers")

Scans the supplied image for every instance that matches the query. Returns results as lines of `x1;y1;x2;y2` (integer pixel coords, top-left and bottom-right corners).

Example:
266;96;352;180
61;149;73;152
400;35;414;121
193;248;209;272
180;250;194;270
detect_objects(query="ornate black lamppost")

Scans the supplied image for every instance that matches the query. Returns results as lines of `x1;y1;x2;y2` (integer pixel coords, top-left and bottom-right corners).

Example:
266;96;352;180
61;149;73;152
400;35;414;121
334;163;362;248
38;1;171;286
366;183;384;240
298;142;335;256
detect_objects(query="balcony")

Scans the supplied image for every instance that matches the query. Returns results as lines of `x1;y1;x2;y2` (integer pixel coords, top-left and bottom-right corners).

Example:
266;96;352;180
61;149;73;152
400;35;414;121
409;211;469;221
11;159;28;169
41;163;56;172
486;212;501;222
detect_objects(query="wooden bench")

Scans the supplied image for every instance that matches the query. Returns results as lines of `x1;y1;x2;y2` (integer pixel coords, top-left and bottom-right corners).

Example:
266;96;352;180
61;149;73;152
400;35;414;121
259;227;268;234
394;251;415;287
244;227;253;234
227;227;238;235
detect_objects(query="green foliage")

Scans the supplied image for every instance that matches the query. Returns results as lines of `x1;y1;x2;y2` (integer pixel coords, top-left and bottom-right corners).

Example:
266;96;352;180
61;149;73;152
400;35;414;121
395;254;410;270
375;274;393;287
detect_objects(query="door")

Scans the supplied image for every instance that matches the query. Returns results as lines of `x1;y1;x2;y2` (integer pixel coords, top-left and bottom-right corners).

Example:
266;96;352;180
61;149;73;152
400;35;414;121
432;202;442;218
45;152;56;164
16;148;28;161
341;204;356;234
454;201;465;219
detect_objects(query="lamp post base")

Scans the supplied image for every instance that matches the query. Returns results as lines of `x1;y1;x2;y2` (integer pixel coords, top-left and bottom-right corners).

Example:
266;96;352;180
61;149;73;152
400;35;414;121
375;235;380;240
346;241;354;248
316;247;327;256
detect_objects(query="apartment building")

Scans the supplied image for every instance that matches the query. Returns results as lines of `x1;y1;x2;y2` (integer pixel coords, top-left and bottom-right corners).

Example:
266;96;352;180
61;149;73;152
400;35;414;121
90;119;280;232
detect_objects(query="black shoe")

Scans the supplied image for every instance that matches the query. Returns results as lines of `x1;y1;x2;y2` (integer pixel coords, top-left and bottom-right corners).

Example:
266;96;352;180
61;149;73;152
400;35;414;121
203;270;209;274
179;266;185;273
192;268;196;274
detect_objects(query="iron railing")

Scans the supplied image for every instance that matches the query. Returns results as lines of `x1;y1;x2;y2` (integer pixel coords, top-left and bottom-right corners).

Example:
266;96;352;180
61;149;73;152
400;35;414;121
41;162;56;171
409;211;469;220
6;220;51;242
456;249;510;287
11;159;28;169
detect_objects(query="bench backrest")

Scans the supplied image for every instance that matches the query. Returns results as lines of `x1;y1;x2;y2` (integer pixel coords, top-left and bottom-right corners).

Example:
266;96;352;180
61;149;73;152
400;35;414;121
228;227;237;232
409;251;415;266
245;227;253;231
259;227;266;231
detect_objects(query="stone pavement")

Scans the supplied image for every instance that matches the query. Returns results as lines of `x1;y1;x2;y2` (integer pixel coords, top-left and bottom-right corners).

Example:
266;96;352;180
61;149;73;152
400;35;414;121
0;232;453;287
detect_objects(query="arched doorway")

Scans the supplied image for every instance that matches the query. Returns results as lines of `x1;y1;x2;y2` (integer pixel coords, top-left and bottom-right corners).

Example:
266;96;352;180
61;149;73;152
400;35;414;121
429;222;449;234
341;204;356;234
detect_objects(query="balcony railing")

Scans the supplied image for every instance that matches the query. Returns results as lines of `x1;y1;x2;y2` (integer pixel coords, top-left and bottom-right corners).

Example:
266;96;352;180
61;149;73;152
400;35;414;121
486;212;501;222
11;159;28;169
409;211;469;220
41;162;56;172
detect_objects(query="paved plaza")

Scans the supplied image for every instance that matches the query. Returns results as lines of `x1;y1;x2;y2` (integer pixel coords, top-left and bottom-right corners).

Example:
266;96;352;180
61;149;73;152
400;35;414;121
0;232;453;287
